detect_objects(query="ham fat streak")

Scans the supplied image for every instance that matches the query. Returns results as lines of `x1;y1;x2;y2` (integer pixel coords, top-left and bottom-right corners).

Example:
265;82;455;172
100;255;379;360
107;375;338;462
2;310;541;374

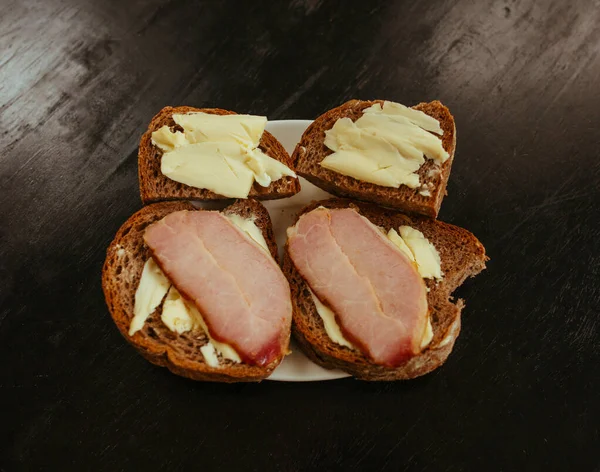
144;210;292;366
287;207;428;366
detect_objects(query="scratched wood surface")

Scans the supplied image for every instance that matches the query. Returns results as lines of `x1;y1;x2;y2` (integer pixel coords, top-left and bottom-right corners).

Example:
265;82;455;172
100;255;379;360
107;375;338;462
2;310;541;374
1;0;599;470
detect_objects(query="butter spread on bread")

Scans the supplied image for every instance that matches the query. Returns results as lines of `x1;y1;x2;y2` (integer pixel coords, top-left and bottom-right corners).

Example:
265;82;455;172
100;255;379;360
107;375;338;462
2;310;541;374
320;101;448;189
130;214;280;367
161;285;197;334
151;113;296;198
307;288;358;350
224;214;270;253
298;210;441;354
129;258;170;336
388;226;443;281
200;343;220;368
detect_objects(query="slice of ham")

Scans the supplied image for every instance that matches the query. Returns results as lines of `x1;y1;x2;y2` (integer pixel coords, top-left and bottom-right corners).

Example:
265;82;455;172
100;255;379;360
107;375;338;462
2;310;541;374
287;207;428;366
144;210;292;366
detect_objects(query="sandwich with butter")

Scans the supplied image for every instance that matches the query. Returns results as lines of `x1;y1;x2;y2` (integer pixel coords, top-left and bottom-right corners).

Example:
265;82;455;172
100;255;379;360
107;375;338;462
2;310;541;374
283;198;487;381
139;106;301;204
292;100;456;217
102;199;292;382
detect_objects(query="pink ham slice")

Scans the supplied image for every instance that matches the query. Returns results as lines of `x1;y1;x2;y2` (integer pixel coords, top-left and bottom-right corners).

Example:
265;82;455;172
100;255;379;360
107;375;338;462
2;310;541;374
287;207;428;366
144;210;292;366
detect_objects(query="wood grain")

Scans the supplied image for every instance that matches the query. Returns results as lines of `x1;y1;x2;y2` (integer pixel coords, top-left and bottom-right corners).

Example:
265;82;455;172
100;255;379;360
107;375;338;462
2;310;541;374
1;0;599;470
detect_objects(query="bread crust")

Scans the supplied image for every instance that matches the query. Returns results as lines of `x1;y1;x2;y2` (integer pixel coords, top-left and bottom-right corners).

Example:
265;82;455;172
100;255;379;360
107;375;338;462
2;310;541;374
291;100;456;218
102;200;288;382
138;106;301;204
282;198;487;381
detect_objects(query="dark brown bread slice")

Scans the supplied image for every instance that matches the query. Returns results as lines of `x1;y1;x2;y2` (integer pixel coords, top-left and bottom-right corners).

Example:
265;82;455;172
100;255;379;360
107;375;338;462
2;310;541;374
282;198;487;381
292;100;456;218
102;199;286;382
139;106;301;204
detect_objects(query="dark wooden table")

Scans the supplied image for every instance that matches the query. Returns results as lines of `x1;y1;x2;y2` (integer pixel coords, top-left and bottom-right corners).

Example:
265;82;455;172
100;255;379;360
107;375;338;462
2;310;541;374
2;1;599;470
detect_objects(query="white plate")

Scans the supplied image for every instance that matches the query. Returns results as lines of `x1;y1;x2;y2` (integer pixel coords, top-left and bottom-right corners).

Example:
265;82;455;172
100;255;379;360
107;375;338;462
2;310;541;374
195;120;350;382
263;121;350;382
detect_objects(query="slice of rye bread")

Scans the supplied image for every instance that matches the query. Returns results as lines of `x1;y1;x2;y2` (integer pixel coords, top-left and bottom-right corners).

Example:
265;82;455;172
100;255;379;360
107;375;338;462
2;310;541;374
282;198;488;381
292;100;456;218
138;106;301;204
102;199;287;382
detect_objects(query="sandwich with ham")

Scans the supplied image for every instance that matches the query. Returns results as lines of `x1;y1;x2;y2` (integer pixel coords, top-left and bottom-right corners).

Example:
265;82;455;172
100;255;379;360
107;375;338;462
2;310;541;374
102;200;293;382
283;199;487;380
